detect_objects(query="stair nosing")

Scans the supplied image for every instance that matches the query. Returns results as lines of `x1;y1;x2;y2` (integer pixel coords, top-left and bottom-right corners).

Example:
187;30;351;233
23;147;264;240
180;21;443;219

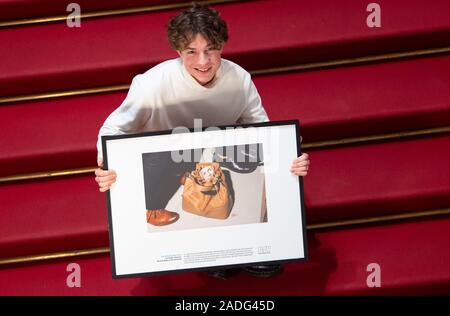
0;0;244;28
1;47;449;105
1;208;448;266
2;125;450;183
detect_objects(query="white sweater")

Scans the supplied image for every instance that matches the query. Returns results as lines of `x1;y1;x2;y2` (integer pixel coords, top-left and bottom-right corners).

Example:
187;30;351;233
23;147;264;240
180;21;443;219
97;58;269;159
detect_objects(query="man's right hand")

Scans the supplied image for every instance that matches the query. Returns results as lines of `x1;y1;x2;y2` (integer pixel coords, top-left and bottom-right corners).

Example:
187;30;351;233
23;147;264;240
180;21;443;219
95;159;117;192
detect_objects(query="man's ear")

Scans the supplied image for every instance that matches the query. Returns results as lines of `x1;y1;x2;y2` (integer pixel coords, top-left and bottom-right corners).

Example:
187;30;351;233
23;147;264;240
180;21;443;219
218;45;224;54
176;50;182;57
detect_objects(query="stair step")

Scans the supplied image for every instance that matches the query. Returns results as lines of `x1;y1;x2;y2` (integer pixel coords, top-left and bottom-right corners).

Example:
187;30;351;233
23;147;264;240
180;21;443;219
2;0;450;97
304;134;450;223
0;174;108;259
260;54;450;142
1;134;450;259
0;0;183;21
0;216;448;295
1;54;449;177
0;92;123;177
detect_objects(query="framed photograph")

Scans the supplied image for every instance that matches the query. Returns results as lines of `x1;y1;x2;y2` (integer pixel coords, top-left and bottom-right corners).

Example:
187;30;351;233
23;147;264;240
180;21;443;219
102;120;307;278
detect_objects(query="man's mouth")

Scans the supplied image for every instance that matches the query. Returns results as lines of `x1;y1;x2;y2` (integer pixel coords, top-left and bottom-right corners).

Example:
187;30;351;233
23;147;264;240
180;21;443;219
195;67;211;73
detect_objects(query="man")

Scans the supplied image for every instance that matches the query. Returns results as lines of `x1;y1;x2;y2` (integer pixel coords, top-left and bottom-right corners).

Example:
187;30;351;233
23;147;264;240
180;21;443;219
95;3;310;278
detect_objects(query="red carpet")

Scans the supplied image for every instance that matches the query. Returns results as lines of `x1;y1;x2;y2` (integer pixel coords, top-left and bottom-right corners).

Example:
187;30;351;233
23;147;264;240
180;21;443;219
2;54;450;177
0;0;449;295
0;217;448;295
1;0;450;96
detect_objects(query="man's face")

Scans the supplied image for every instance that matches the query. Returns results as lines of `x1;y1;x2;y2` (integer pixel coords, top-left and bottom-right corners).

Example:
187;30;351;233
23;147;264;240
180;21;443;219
178;33;223;86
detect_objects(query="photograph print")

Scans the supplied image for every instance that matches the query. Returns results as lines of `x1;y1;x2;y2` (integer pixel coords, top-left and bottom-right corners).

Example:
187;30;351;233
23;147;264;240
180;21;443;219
143;143;267;232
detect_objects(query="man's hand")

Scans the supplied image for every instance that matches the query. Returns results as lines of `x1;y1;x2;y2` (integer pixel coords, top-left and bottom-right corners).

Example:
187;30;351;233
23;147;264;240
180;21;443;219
94;159;117;192
290;153;310;177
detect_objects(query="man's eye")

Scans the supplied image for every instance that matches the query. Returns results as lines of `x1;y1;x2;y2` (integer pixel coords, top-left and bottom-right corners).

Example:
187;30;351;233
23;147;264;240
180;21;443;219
187;51;195;55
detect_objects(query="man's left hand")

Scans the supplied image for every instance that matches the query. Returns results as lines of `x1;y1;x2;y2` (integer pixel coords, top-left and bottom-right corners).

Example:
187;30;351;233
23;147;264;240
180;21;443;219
290;153;310;177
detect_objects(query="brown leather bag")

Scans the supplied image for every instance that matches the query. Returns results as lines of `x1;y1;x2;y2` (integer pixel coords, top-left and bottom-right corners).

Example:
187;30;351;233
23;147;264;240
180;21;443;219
181;162;231;219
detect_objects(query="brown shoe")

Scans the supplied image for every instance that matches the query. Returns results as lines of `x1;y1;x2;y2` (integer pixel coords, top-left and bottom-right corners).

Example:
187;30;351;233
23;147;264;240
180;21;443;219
146;209;179;226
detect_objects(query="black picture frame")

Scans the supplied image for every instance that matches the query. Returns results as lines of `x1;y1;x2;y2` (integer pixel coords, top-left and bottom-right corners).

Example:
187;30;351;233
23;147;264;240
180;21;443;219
102;120;308;278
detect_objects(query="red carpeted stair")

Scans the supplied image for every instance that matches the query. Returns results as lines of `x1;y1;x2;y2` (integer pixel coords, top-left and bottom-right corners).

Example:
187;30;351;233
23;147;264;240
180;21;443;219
0;216;449;295
1;0;450;97
0;0;449;295
2;54;450;177
2;133;450;260
0;0;182;21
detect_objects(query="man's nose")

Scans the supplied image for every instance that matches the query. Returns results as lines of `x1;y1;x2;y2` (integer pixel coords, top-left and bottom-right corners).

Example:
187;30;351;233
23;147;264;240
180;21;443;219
197;52;210;65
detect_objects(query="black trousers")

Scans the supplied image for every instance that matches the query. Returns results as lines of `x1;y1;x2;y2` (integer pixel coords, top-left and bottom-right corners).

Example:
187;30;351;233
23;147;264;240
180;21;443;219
142;150;196;210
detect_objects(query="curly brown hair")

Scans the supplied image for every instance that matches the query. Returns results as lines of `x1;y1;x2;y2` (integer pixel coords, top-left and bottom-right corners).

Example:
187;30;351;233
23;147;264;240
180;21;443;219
167;2;229;51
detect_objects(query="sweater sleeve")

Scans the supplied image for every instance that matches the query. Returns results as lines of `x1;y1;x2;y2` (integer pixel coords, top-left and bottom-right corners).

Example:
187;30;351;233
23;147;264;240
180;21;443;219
96;75;152;161
238;75;269;124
